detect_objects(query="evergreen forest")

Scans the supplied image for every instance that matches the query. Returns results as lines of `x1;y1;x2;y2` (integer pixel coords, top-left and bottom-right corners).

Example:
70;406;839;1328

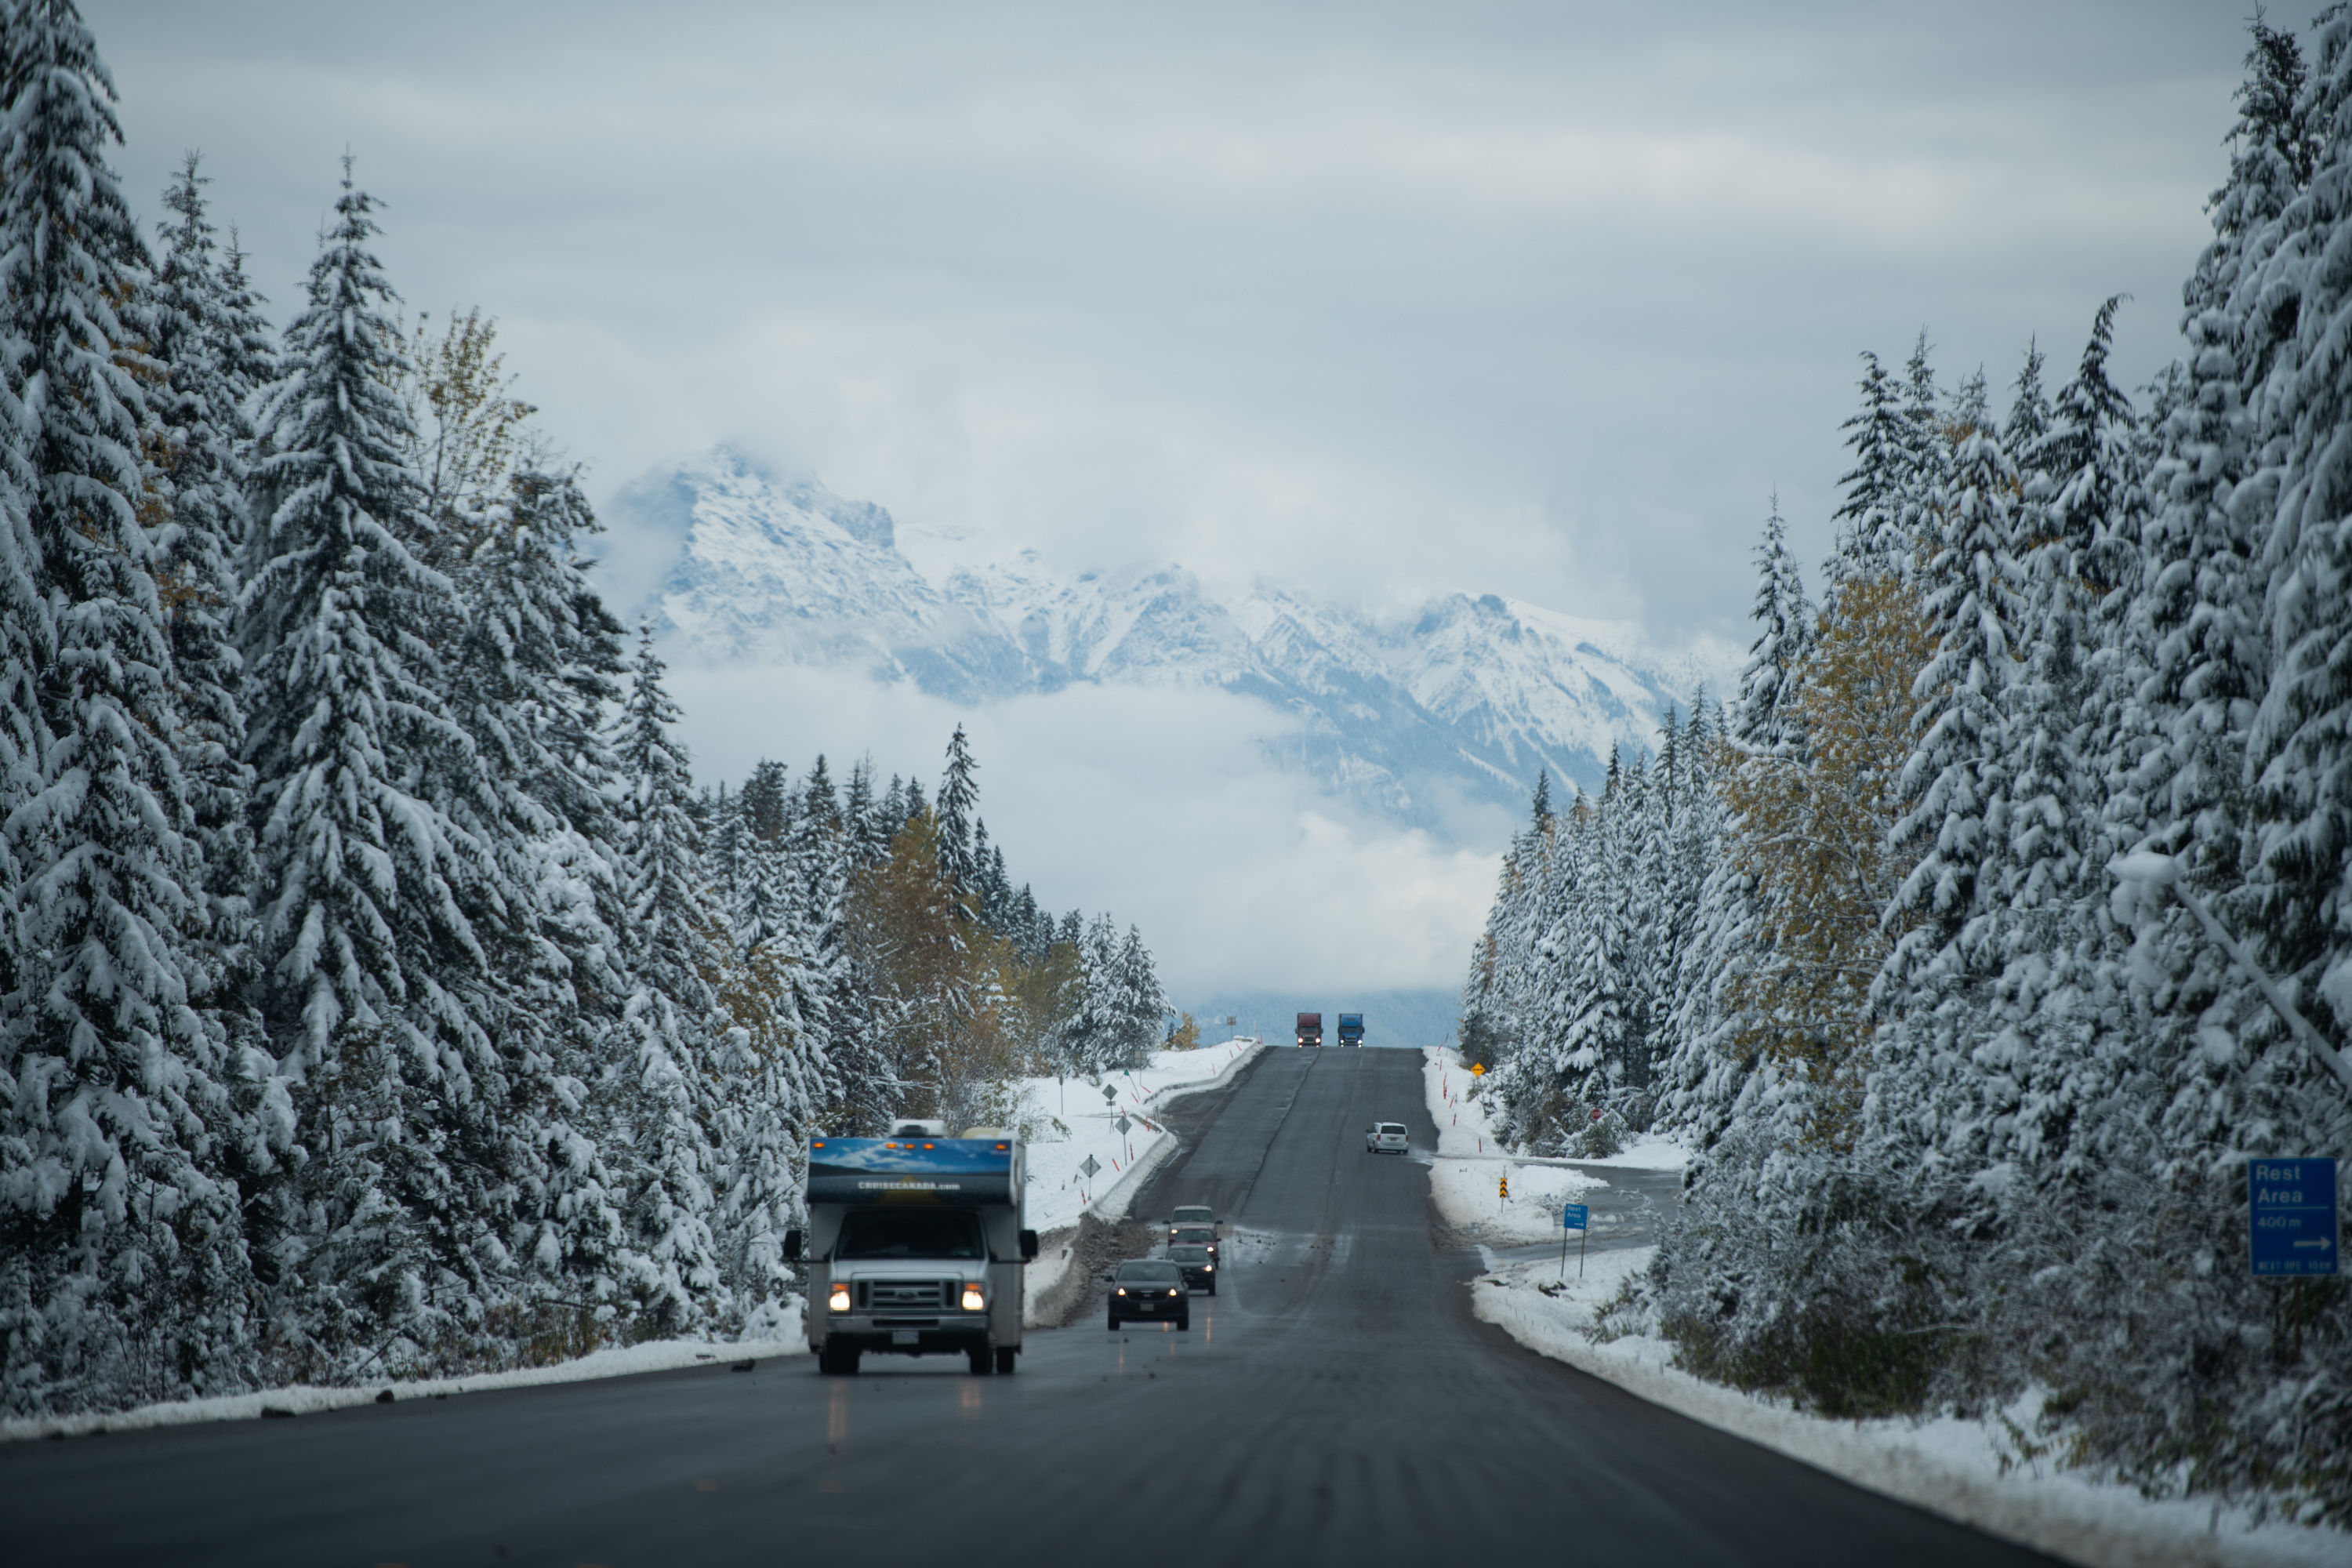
0;1;1165;1416
1461;16;2352;1526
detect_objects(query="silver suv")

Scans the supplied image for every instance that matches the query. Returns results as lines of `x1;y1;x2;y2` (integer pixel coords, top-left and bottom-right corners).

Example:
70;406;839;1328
1365;1121;1409;1154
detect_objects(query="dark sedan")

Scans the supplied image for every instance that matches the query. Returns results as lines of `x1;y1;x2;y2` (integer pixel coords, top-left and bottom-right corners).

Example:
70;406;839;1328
1108;1260;1190;1330
1168;1243;1217;1295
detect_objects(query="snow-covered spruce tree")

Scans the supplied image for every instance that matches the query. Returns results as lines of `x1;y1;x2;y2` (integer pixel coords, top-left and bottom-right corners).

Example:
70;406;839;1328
1652;723;1762;1154
824;758;901;1134
1827;352;1911;589
1736;500;1812;754
143;154;262;1008
2240;7;2352;1163
1892;330;1947;579
2130;16;2311;891
1062;913;1129;1078
2001;339;2051;459
241;170;541;1374
434;463;641;1345
702;759;827;1327
1457;777;1552;1076
843;757;895;870
0;0;261;1415
1655;535;1809;1150
610;626;725;1333
1881;405;2027;998
1934;307;2148;1199
935;722;978;897
1468;787;1557;1132
1112;924;1164;1069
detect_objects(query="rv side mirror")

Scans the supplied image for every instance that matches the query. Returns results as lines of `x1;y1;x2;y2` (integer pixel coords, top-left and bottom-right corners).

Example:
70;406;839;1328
782;1229;802;1262
1018;1229;1039;1261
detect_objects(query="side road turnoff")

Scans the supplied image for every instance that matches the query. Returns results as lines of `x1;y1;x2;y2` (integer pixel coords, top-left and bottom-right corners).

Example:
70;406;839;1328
0;1051;2059;1567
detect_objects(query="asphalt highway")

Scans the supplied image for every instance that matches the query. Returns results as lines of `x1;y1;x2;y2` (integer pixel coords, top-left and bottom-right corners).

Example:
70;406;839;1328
2;1048;2058;1567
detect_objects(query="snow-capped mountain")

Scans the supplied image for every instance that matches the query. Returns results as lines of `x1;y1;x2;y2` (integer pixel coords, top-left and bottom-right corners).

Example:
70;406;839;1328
605;448;1721;836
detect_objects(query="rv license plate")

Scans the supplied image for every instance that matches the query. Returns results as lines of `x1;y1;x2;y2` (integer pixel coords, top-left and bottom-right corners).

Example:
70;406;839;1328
892;1330;919;1345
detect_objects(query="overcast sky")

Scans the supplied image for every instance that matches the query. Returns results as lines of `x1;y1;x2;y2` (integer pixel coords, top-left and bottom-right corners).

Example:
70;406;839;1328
82;0;2317;1000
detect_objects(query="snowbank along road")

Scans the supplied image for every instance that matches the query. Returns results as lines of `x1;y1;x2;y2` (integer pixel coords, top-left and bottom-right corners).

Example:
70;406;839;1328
0;1050;2059;1566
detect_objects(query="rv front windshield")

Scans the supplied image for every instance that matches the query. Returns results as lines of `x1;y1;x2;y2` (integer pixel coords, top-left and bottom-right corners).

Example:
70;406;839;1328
834;1209;986;1261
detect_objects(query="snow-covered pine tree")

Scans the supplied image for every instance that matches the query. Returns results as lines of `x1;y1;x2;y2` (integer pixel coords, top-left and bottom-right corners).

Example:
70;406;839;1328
739;757;791;846
2122;19;2318;1185
2002;339;2051;459
1112;924;1163;1068
241;168;527;1369
1893;331;1947;578
2243;6;2352;1132
1735;500;1813;753
1998;305;2139;935
1828;351;1910;586
1885;410;2027;981
611;625;724;1331
936;722;978;898
435;463;641;1331
143;153;260;1006
0;0;256;1414
1065;913;1126;1077
844;758;894;868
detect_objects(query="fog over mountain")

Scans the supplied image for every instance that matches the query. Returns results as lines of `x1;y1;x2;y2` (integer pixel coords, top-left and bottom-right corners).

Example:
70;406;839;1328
604;448;1726;855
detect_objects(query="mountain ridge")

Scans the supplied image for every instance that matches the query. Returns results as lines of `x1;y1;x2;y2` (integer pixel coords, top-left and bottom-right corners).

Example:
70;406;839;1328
605;448;1726;839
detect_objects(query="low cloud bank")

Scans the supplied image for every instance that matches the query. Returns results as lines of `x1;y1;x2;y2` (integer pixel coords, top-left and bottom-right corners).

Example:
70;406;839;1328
667;661;1499;996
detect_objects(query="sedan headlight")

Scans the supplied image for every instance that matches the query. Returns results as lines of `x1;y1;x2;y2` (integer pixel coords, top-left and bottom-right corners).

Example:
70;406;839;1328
1116;1287;1127;1296
1203;1264;1213;1272
960;1283;985;1312
828;1283;851;1313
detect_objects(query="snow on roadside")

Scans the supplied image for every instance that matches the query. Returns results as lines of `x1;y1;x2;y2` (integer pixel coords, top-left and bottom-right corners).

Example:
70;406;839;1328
1421;1050;1607;1243
7;1046;1269;1443
2;1315;808;1443
1020;1036;1263;1233
1418;1048;2349;1568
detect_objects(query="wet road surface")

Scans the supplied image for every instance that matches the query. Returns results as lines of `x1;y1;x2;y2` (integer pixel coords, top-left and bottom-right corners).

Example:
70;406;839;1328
1;1048;2057;1566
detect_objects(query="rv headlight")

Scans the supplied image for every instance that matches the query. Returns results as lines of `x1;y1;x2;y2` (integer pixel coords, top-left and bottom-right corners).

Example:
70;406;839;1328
960;1283;985;1312
828;1283;851;1313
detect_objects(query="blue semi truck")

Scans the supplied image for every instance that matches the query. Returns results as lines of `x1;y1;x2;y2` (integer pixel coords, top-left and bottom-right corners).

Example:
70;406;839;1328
1337;1013;1365;1047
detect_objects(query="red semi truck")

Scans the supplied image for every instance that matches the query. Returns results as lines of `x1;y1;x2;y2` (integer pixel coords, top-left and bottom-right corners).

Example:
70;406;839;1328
1296;1011;1323;1047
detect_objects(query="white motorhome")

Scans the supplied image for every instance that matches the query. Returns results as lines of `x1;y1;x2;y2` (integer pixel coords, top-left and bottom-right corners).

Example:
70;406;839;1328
786;1123;1036;1375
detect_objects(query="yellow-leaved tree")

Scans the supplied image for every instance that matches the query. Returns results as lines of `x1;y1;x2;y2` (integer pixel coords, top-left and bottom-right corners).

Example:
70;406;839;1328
1720;573;1936;1148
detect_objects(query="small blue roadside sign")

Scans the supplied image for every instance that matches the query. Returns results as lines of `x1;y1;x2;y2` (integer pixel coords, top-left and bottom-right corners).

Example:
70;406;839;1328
1562;1203;1588;1231
2249;1158;2338;1277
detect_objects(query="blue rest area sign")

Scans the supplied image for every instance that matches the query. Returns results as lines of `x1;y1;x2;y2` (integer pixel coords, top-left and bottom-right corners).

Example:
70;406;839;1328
1561;1203;1588;1231
2249;1157;2338;1278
